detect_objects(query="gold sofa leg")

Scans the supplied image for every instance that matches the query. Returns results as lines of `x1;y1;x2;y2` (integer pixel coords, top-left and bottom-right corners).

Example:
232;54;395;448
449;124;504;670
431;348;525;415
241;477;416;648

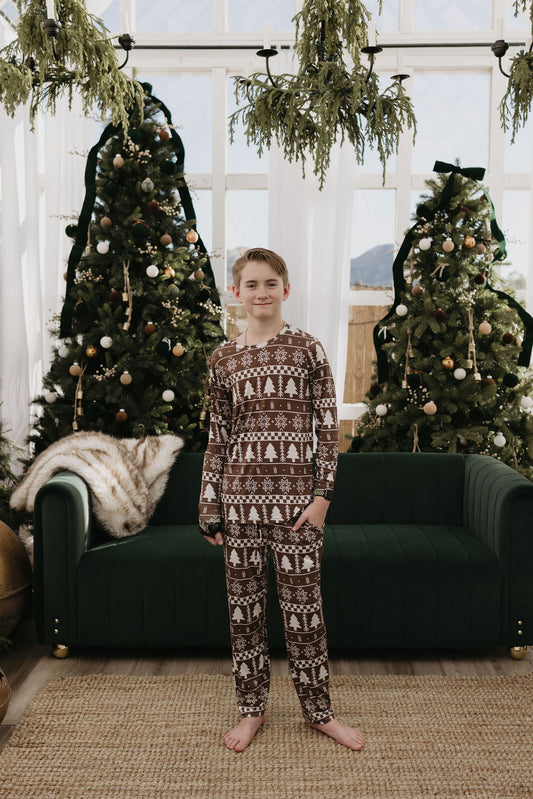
509;646;528;660
52;644;71;659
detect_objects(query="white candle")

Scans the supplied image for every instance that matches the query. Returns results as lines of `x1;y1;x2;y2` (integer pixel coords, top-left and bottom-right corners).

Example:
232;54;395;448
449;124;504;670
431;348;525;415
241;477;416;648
496;18;503;40
121;11;131;33
46;0;55;19
368;19;376;46
263;24;271;50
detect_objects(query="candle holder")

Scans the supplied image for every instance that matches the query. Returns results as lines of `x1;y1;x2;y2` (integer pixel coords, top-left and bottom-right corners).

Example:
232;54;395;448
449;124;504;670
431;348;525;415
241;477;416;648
491;39;511;78
118;33;136;70
361;45;383;81
256;48;279;88
392;73;411;84
42;18;62;62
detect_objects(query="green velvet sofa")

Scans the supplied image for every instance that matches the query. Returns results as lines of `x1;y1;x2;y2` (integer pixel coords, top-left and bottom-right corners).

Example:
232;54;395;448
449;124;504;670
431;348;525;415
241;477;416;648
33;452;533;658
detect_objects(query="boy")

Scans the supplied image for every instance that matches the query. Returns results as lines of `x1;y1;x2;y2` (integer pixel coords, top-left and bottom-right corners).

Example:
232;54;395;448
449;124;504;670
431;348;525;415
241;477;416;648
199;247;364;753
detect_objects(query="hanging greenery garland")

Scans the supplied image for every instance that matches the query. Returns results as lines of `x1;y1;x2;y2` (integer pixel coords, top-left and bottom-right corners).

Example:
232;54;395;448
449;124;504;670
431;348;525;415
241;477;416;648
228;0;416;189
0;0;144;133
498;0;533;140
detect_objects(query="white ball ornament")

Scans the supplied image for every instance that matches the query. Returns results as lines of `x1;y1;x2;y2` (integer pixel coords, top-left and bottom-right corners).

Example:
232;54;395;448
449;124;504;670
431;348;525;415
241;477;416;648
396;303;408;317
58;344;69;358
520;395;533;410
419;237;432;251
44;390;57;403
162;389;175;402
494;432;506;448
478;321;491;335
100;336;113;349
146;265;159;278
96;241;109;255
170;189;180;206
141;178;155;193
423;400;437;415
453;368;466;381
120;371;132;386
375;404;388;417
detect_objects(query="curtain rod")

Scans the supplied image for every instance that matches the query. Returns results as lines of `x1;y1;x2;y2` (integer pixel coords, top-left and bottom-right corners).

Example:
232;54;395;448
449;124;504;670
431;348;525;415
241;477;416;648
114;41;526;51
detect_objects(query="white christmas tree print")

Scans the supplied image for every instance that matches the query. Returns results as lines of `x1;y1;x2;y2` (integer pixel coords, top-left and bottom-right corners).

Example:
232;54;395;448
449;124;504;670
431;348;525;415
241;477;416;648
252;602;262;618
306;445;313;460
315;344;326;362
271;506;283;523
250;550;261;566
309;613;320;629
249;506;261;523
229;549;241;566
287;443;299;462
302;555;315;572
239;661;250;677
245;444;254;462
323;410;335;427
299;669;310;684
244;381;255;399
281;555;293;571
265;443;277;462
202;483;216;501
318;665;329;681
285;378;298;397
228;506;239;522
263;377;275;396
232;606;245;622
289;614;301;630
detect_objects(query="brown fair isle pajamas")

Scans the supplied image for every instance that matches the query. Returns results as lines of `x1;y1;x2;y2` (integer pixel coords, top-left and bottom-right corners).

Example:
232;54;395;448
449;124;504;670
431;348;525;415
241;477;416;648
224;520;334;724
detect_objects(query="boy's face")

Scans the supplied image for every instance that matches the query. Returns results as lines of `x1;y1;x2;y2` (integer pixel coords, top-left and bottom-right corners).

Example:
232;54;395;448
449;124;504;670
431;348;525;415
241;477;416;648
232;260;290;321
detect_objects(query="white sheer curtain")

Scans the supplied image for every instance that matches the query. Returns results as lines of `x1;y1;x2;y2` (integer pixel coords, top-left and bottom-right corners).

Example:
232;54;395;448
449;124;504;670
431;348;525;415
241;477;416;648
0;98;95;454
268;138;355;412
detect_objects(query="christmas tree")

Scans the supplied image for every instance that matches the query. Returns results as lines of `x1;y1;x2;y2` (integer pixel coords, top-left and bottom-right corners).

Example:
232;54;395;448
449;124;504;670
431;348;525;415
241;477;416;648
352;161;533;477
30;84;225;453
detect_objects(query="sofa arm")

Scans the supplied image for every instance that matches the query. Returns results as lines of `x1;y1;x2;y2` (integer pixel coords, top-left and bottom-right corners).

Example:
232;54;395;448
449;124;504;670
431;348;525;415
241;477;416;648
464;454;533;645
33;471;92;646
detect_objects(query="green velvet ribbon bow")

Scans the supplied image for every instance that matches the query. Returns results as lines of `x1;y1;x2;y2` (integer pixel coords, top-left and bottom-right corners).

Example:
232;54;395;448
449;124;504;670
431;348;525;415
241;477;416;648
60;83;218;338
373;160;533;384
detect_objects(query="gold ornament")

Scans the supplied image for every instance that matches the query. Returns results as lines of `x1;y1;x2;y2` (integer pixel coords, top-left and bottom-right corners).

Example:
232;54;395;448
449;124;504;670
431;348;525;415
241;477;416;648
442;239;455;252
69;362;82;376
411;284;424;297
172;343;185;357
159;128;170;141
441;356;454;370
164;266;176;278
120;371;132;385
116;409;128;422
194;268;205;281
464;235;476;249
186;229;199;243
476;242;487;254
113;154;125;168
85;346;98;358
100;216;112;230
160;233;172;246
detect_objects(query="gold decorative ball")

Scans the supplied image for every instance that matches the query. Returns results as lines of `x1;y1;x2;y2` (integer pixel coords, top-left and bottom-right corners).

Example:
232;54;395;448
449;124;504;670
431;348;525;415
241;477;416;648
100;216;112;230
411;284;424;297
144;322;157;335
172;343;185;357
186;229;199;243
194;268;205;281
112;154;125;168
464;235;476;249
442;239;455;252
442;356;454;370
116;409;128;423
159;128;170;141
69;362;82;376
164;266;176;278
120;371;132;385
85;346;98;358
160;233;172;246
476;242;487;254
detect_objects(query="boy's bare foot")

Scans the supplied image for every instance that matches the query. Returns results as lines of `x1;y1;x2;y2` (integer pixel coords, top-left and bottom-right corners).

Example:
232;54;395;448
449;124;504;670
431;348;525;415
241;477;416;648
224;716;265;752
307;719;364;750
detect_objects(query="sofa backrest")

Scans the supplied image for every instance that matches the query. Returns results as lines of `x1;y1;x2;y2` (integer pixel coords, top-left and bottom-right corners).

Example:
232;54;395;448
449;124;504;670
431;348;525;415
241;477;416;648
151;451;466;527
327;452;466;525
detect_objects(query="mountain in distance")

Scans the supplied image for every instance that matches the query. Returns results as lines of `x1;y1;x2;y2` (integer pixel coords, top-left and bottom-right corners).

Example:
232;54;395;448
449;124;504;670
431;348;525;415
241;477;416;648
350;243;394;288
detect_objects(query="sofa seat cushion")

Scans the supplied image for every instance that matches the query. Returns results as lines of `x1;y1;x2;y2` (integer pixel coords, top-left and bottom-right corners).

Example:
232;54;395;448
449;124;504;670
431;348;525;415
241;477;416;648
76;525;231;649
320;523;503;650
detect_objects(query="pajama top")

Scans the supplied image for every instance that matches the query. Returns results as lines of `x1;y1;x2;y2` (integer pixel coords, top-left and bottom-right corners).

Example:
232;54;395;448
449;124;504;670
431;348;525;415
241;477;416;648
199;323;338;527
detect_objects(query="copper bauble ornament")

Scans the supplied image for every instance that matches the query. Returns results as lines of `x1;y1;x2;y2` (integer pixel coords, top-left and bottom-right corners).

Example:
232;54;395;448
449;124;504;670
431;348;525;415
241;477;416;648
464;235;476;249
412;283;424;297
69;362;81;376
194;268;205;281
164;266;176;278
434;308;446;321
186;229;199;243
502;332;516;344
112;154;125;168
476;242;486;254
148;200;160;212
474;272;486;285
159;128;170;141
116;409;128;422
483;376;496;387
85;345;98;358
442;239;455;252
442;356;454;370
100;216;112;230
172;343;185;357
160;233;172;246
109;288;121;303
120;371;132;385
144;322;157;335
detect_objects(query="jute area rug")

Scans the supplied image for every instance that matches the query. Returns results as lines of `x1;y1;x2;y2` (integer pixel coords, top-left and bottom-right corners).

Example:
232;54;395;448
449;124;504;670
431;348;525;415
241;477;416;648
0;674;532;799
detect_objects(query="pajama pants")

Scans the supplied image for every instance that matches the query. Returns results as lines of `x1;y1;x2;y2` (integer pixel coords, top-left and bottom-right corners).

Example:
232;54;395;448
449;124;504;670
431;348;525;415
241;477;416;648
223;520;334;725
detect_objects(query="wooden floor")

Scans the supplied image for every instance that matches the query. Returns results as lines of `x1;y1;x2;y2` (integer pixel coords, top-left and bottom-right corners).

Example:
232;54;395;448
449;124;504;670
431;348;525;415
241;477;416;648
1;606;532;754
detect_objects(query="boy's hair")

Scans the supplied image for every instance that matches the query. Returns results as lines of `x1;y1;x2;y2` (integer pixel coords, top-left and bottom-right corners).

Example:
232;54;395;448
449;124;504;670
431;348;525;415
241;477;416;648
232;248;289;288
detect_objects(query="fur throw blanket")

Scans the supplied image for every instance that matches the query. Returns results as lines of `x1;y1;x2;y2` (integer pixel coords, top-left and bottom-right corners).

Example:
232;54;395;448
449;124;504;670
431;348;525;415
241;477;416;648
10;432;184;539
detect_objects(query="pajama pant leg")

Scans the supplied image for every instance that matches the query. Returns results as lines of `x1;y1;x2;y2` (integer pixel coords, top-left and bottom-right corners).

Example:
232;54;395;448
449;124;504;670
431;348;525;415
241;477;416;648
269;521;335;725
224;523;270;718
